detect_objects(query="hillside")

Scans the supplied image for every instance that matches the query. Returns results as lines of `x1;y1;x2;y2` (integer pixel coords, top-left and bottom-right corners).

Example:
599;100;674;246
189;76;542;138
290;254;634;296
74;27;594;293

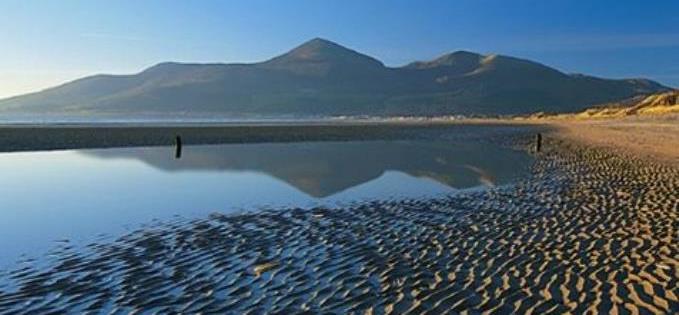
0;38;670;118
576;90;679;118
526;90;679;119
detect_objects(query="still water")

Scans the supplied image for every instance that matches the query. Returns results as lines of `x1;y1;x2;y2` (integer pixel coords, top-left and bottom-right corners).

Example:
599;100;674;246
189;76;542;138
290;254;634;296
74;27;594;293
0;140;531;269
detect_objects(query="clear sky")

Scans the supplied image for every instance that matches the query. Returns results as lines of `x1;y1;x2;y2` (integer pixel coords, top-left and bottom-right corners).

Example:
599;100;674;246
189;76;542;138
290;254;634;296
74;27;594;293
1;0;678;98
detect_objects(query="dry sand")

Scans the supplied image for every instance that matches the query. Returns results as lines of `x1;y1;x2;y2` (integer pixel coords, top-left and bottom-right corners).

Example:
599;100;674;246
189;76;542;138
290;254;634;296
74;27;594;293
544;114;679;167
0;133;676;313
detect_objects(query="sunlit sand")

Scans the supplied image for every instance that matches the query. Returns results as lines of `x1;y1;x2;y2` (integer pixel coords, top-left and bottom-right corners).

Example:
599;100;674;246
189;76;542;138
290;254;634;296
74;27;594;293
1;131;676;313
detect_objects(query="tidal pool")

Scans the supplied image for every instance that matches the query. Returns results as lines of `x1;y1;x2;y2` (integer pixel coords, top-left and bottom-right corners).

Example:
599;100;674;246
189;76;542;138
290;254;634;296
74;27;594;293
0;140;531;269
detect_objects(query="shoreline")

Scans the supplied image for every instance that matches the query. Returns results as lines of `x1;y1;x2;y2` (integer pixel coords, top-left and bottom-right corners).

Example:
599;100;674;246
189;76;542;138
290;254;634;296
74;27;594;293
0;117;517;128
0;122;545;153
1;114;676;168
1;134;676;313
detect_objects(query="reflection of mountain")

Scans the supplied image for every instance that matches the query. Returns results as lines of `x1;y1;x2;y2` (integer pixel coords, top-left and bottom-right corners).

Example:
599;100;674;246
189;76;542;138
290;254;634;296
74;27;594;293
85;141;531;198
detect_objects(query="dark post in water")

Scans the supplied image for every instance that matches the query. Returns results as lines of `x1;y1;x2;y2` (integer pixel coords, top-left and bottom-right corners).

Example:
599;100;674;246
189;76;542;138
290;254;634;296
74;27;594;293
175;135;182;159
535;133;542;153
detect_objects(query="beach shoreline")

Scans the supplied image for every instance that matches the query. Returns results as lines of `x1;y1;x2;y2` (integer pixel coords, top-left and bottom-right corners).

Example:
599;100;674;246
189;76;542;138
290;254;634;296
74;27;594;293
0;121;545;153
2;113;676;165
1;132;676;313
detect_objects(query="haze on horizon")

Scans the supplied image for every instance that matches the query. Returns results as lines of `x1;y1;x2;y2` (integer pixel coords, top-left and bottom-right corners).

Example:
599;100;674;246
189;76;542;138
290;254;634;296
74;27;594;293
1;0;678;99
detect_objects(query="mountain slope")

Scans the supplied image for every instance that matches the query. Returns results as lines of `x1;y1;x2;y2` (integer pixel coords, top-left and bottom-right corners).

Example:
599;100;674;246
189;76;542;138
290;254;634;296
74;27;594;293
0;38;670;117
571;90;679;118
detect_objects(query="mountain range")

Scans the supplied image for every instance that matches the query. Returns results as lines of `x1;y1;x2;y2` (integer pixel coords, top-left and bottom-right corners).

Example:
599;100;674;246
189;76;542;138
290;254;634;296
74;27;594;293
0;38;670;117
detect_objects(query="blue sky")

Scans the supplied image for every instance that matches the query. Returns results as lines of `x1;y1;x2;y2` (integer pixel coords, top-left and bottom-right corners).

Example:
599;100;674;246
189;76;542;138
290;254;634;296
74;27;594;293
1;0;678;98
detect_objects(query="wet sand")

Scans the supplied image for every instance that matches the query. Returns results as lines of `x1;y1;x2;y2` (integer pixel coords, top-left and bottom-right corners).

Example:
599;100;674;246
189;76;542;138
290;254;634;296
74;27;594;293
0;122;540;153
0;135;676;314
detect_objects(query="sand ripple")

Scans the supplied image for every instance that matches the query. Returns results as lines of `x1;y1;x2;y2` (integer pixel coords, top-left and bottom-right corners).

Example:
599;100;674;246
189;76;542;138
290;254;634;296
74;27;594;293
0;138;677;314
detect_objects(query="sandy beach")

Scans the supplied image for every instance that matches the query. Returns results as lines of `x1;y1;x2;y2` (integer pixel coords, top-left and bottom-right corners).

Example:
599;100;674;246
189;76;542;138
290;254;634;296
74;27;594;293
0;126;676;313
2;2;677;313
545;114;679;167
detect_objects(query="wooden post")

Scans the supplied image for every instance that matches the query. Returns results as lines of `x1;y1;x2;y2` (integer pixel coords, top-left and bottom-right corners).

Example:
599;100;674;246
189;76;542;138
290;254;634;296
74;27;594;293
175;135;182;159
535;133;542;153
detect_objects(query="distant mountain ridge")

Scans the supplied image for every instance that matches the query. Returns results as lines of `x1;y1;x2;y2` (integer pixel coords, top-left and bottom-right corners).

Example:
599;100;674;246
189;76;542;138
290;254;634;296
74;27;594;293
0;38;670;117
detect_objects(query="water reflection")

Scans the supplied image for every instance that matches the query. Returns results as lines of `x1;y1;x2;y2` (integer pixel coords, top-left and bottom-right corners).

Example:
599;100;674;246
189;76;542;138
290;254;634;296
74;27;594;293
0;140;531;268
85;141;531;197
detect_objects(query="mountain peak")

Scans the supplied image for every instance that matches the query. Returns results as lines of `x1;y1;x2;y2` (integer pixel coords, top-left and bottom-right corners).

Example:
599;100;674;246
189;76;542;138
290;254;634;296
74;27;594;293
284;37;354;60
261;38;384;71
405;50;484;69
444;50;483;58
303;37;341;47
432;50;484;65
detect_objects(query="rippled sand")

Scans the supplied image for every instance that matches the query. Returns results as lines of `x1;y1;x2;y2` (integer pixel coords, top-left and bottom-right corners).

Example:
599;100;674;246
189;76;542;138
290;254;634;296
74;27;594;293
550;114;679;167
0;138;677;314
